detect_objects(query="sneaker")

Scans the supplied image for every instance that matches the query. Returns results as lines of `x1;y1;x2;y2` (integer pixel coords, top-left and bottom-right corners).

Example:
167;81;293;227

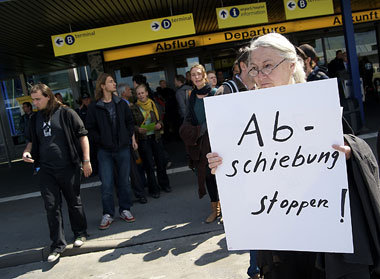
151;192;160;199
47;251;60;262
138;197;148;204
99;214;113;230
161;186;172;193
73;236;86;247
120;210;135;223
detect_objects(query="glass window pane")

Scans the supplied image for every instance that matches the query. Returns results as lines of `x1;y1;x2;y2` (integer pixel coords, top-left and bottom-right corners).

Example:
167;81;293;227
26;69;74;107
143;71;166;91
324;35;345;63
1;79;26;143
115;70;133;88
176;56;200;76
355;30;377;63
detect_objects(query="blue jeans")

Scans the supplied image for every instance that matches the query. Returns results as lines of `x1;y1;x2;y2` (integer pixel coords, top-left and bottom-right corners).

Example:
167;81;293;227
247;250;260;277
98;146;132;217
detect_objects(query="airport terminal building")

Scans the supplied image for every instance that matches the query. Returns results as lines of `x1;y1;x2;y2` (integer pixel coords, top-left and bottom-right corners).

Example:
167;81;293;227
0;0;379;164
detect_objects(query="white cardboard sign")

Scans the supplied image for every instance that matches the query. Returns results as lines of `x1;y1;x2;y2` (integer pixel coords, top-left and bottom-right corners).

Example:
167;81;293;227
204;79;353;253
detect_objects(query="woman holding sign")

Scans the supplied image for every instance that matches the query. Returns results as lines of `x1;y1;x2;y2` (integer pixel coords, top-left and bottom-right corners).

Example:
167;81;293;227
131;84;171;199
179;64;221;223
207;33;380;279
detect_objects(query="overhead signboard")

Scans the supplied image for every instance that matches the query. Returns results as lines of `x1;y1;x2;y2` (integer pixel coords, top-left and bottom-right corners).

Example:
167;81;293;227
104;9;380;62
51;13;195;57
216;3;268;29
204;79;353;252
284;0;334;20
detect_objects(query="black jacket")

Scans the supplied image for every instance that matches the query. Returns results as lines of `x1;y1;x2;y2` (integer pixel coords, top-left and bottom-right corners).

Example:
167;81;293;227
86;95;134;150
307;66;329;82
325;134;380;278
28;106;87;168
328;58;345;78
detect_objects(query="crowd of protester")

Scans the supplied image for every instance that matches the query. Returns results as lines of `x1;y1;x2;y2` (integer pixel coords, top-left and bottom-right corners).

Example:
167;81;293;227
22;32;380;279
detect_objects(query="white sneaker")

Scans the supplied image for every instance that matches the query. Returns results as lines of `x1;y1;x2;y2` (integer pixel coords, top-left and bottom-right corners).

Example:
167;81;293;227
73;236;86;247
47;252;60;262
120;210;135;222
99;214;113;230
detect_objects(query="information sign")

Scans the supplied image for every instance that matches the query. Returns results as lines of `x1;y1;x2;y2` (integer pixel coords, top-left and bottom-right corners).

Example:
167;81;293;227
284;0;334;20
216;3;268;29
51;14;195;56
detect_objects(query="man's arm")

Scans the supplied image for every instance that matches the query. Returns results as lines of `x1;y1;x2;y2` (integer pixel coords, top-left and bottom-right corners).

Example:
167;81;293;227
176;90;187;118
79;136;92;177
22;142;34;163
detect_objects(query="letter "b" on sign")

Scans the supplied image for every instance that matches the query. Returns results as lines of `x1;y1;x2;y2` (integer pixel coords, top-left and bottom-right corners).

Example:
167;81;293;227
298;0;307;9
65;35;75;45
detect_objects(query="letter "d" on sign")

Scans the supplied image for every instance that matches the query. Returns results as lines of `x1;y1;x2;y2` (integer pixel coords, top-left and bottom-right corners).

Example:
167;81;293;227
162;19;172;29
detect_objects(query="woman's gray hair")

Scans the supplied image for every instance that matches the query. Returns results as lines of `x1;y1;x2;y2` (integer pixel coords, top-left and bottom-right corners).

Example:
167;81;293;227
249;33;306;84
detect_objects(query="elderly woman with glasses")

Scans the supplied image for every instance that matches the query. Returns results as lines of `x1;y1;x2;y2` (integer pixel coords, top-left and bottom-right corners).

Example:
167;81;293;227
207;33;380;279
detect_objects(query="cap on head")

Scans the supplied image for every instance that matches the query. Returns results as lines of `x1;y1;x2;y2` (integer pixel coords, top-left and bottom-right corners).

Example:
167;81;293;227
299;44;317;61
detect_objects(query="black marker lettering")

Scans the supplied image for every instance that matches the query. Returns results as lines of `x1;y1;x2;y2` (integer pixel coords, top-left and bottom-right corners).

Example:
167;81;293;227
238;113;264;146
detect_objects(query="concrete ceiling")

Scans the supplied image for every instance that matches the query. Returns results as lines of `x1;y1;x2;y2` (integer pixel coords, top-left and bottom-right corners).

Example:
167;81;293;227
0;0;378;80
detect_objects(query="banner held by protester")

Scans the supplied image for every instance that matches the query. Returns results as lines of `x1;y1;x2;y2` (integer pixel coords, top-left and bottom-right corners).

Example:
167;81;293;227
204;79;353;253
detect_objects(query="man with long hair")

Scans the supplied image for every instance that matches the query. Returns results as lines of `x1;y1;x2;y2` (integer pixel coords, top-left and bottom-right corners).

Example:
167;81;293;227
23;83;92;262
86;73;137;230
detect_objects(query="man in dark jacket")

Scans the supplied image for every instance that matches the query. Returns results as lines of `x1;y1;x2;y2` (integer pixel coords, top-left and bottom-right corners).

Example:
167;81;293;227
23;83;92;262
19;101;33;142
328;50;345;78
75;93;92;124
299;44;329;82
174;74;192;121
86;73;137;230
215;46;256;95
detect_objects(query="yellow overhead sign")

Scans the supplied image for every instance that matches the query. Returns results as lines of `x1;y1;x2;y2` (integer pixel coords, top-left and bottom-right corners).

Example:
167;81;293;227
51;13;195;57
104;9;380;62
284;0;334;20
216;3;268;29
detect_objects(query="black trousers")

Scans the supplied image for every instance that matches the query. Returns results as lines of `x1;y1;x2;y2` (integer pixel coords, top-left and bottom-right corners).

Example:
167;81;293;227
39;165;87;253
259;251;325;279
205;166;219;202
138;136;170;194
130;151;146;199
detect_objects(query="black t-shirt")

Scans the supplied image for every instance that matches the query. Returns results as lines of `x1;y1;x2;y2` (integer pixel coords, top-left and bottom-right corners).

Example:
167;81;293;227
104;100;118;149
36;108;71;169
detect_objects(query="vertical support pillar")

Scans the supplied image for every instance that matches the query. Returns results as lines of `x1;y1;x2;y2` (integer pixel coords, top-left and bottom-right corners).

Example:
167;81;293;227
340;0;364;124
166;55;177;89
321;37;328;66
68;68;80;109
375;23;380;93
20;74;28;96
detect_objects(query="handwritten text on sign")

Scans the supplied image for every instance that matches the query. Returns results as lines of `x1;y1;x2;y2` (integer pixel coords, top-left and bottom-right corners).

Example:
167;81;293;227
204;79;353;253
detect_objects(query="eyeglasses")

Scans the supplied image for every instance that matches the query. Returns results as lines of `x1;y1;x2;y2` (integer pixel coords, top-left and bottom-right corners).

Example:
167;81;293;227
248;58;287;77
